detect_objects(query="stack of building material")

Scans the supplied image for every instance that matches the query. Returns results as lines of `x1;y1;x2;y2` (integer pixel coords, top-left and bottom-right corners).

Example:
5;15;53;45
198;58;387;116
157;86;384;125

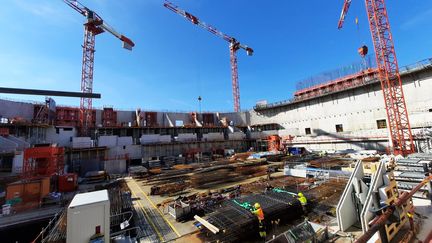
175;156;186;164
392;154;432;198
229;152;253;161
200;155;211;163
198;190;302;242
150;181;188;195
190;165;239;189
235;164;267;177
148;160;161;168
129;166;148;177
308;157;352;169
163;156;176;168
172;164;193;170
84;171;107;183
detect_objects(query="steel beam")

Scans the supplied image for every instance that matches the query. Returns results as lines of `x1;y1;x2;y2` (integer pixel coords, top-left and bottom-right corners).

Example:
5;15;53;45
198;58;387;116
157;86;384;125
0;87;101;98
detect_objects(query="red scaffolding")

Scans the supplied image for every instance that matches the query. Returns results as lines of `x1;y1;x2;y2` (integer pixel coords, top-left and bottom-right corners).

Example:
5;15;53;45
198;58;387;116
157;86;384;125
294;68;379;101
22;146;65;179
102;107;118;127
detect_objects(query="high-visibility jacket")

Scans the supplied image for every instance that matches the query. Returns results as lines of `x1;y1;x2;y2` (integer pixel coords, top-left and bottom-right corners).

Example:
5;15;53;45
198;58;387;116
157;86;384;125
253;208;265;221
298;195;307;206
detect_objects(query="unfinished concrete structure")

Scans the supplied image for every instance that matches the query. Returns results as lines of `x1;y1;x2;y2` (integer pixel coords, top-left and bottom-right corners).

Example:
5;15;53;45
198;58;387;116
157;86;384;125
252;59;432;152
1;59;432;171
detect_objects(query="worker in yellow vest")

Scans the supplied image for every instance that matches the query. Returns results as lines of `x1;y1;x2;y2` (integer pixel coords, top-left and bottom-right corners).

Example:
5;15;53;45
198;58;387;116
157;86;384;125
252;203;266;238
297;192;308;213
407;208;415;233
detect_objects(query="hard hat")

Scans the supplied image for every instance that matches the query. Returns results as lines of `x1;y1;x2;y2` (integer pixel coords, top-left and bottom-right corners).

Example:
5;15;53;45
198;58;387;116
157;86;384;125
254;203;261;209
298;192;304;197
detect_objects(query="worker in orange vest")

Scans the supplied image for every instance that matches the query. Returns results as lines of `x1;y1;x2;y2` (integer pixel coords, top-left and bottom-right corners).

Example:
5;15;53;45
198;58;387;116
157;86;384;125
252;203;266;238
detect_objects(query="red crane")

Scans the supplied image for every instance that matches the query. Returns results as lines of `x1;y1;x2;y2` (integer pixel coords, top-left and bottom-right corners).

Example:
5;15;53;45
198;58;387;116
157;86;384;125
164;0;253;112
338;0;415;156
64;0;135;135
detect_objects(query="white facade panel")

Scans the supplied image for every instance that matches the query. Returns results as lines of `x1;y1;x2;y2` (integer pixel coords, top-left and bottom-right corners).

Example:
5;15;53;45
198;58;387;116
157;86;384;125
99;136;118;147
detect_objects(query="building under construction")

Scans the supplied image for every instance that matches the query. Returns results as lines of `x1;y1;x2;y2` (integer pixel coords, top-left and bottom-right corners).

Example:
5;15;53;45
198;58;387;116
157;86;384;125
1;0;432;242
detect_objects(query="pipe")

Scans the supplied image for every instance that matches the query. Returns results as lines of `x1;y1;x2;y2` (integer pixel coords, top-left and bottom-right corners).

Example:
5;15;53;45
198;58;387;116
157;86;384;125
355;175;432;243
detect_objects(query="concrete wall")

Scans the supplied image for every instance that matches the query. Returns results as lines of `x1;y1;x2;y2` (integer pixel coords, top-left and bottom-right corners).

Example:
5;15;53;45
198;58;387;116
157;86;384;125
107;145;141;160
0;137;20;153
72;137;92;148
116;110;135;125
249;68;432;151
0;99;34;120
99;136;118;147
46;127;76;147
142;140;249;159
220;112;249;126
12;152;23;174
250;69;432;134
104;159;126;174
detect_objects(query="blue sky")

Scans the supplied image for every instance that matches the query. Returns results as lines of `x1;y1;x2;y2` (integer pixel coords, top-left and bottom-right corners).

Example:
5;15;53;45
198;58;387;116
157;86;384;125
1;1;431;112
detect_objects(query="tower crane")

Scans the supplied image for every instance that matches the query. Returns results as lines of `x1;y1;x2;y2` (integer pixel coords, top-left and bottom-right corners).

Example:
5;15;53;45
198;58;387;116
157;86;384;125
338;0;415;156
164;0;253;112
64;0;135;135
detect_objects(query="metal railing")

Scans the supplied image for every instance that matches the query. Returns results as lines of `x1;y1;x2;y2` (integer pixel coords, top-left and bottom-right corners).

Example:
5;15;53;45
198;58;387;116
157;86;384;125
255;58;432;111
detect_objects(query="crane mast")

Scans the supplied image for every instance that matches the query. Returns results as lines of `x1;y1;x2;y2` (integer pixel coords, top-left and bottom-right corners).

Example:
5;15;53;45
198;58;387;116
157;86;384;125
338;0;415;156
164;0;253;112
64;0;134;136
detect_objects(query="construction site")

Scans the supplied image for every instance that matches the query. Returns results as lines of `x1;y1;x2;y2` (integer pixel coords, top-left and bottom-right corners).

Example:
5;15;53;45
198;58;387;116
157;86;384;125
1;0;432;243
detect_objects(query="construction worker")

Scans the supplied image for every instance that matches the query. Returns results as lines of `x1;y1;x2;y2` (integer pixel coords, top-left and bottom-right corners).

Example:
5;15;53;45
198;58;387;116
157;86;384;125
297;192;308;213
252;202;266;238
407;208;415;233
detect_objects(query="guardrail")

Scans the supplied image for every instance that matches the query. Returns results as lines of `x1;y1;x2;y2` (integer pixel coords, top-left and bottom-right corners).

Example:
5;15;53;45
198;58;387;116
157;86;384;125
254;58;432;111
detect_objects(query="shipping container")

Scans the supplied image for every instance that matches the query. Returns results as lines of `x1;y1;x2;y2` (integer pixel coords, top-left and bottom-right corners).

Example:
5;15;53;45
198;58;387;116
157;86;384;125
58;173;78;192
67;190;110;243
